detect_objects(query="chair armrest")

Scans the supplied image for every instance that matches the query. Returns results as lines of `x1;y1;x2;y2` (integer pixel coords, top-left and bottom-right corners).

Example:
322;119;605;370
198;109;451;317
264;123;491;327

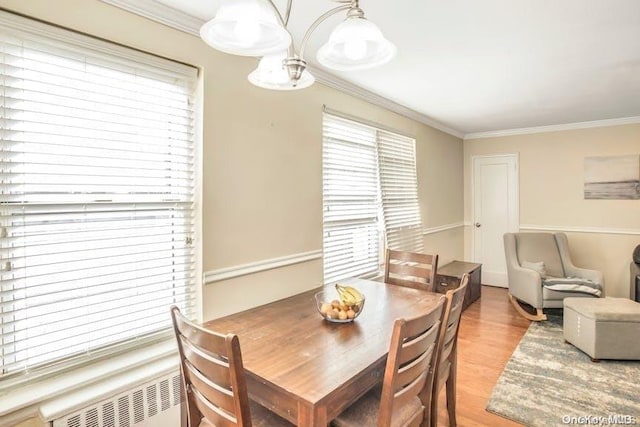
508;266;543;307
564;266;604;288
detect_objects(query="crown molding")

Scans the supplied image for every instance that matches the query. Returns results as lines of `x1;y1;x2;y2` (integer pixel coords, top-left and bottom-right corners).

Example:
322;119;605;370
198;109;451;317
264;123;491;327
98;0;465;139
464;116;640;140
308;66;465;138
99;0;202;35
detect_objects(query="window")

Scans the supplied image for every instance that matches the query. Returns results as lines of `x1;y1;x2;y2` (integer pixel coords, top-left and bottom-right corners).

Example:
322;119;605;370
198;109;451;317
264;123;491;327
322;115;380;283
377;130;424;253
322;112;423;283
0;12;198;381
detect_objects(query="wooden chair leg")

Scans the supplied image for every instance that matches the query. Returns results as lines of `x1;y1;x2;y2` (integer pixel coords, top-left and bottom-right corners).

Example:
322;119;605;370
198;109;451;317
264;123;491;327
508;293;547;321
446;355;457;426
418;379;433;427
430;387;439;427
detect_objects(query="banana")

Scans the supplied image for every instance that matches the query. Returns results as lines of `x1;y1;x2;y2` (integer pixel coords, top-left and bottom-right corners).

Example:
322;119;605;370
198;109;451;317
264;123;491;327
345;286;364;304
335;285;356;305
335;284;364;306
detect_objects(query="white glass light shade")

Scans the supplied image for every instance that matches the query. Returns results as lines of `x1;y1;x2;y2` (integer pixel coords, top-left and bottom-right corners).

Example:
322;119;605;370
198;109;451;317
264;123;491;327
248;52;315;90
200;0;291;56
317;17;396;71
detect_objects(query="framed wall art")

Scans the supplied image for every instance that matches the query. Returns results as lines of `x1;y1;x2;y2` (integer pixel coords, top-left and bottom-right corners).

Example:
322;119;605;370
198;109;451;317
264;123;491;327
584;154;640;199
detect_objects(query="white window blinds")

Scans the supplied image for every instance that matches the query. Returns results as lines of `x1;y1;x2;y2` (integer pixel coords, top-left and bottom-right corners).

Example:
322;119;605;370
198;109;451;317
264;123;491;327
322;112;424;283
378;130;424;253
322;114;380;284
0;12;197;379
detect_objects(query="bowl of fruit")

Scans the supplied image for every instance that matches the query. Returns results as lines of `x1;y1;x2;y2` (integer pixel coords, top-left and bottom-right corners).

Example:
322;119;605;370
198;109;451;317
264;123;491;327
315;284;365;323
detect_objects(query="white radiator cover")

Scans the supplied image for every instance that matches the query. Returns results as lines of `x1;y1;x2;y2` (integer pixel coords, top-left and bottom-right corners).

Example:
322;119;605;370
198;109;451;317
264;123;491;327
52;372;183;427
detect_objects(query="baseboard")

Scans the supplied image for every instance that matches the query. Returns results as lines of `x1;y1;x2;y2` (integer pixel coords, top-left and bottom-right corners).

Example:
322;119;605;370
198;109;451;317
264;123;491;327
483;283;508;289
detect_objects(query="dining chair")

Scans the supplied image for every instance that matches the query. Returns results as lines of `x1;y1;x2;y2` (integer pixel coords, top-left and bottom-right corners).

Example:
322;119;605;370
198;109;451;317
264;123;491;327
170;306;293;427
384;249;439;292
331;296;446;427
430;274;469;427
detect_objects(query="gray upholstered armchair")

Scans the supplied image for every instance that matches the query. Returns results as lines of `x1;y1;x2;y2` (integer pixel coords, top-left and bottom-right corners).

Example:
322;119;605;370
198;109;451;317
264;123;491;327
504;232;604;321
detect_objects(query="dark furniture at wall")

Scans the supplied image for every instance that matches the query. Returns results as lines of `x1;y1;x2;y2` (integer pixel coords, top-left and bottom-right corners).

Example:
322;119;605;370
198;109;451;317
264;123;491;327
632;261;640;303
436;261;482;311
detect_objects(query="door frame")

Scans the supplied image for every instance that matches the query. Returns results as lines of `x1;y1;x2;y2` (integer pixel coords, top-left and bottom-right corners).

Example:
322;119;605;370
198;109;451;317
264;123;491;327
471;153;520;286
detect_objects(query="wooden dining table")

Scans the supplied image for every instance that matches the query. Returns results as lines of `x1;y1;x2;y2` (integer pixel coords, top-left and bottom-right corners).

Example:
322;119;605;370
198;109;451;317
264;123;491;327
203;277;443;427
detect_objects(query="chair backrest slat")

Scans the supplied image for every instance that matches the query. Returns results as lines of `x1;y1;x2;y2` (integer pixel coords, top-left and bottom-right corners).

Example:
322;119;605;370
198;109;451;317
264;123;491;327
398;322;439;365
173;311;229;355
394;343;435;393
191;387;238;427
384;249;439;291
388;263;431;280
180;336;233;389
388;250;436;265
377;297;445;427
391;366;429;413
184;359;236;415
171;306;253;427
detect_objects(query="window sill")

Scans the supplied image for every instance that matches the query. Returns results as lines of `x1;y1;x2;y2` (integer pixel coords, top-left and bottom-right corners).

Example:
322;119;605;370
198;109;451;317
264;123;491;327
0;339;179;424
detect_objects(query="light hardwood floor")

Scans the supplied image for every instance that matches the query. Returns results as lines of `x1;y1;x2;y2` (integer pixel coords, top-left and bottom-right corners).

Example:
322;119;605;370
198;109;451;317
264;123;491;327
435;285;531;426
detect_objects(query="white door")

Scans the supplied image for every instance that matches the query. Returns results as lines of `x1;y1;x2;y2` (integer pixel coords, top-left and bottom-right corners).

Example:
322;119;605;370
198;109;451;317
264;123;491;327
472;154;519;287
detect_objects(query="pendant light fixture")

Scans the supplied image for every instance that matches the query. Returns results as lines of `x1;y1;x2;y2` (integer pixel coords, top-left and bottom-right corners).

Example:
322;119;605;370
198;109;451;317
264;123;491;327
200;0;396;90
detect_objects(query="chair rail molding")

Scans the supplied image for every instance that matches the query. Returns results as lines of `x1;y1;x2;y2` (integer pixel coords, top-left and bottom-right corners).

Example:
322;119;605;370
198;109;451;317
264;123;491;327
97;0;464;139
423;222;465;235
204;250;323;284
519;224;640;236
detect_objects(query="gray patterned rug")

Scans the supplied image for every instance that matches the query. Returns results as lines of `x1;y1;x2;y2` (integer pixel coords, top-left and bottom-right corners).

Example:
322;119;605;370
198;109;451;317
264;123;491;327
486;313;640;427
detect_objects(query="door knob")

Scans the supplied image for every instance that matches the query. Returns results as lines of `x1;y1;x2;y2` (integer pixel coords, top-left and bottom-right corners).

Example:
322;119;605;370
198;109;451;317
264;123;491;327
475;222;481;228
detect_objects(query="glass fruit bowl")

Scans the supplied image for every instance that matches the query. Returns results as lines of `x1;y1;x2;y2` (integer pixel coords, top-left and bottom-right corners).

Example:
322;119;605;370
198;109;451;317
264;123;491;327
314;286;365;323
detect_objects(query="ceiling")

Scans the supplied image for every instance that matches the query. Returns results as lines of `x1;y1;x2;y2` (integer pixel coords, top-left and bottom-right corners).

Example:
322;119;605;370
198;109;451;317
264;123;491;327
150;0;640;135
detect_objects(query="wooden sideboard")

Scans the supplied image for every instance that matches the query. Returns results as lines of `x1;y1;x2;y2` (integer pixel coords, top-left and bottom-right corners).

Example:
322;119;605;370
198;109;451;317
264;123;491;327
435;261;482;311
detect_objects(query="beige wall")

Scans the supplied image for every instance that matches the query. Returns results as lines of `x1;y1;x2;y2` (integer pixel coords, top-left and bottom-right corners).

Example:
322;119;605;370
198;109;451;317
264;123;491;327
464;124;640;297
419;127;465;266
0;0;464;321
424;227;465;268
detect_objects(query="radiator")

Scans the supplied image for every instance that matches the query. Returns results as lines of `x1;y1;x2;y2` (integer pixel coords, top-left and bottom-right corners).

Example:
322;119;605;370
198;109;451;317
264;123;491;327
52;372;183;427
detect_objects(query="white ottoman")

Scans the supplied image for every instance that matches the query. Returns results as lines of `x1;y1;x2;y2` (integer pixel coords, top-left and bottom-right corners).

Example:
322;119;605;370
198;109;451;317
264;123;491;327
563;297;640;361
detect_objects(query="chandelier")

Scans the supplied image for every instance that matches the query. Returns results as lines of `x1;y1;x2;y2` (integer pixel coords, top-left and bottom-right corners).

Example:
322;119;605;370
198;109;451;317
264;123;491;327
200;0;396;90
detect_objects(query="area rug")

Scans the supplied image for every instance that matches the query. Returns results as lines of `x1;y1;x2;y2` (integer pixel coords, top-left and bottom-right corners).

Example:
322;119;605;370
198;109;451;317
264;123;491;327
486;313;640;427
